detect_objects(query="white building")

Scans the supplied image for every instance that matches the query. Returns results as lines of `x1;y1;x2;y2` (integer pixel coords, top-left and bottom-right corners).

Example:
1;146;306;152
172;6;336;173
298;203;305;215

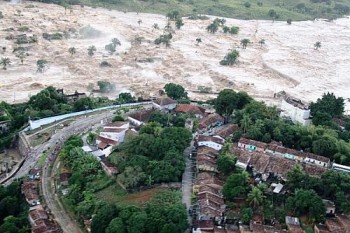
197;135;224;151
152;97;177;111
280;97;312;126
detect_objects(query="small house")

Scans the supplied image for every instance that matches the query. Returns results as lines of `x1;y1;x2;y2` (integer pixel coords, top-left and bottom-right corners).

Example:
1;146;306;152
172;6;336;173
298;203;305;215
197;135;224;151
152;97;177;111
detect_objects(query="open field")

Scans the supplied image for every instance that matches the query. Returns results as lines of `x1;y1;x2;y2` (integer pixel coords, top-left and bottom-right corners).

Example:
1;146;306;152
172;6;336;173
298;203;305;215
0;2;350;111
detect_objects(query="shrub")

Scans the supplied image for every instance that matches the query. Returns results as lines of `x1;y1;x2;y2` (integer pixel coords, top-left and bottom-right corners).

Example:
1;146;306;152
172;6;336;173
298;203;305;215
244;2;251;8
287;19;292;24
100;61;112;67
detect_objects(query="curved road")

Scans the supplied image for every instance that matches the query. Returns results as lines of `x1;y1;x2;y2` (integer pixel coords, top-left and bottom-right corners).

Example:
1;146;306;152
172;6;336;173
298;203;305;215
41;112;113;233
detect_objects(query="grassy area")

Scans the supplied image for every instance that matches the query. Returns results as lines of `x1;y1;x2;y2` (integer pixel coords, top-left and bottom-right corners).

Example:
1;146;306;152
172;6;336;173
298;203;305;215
80;0;350;21
95;184;167;206
37;152;48;167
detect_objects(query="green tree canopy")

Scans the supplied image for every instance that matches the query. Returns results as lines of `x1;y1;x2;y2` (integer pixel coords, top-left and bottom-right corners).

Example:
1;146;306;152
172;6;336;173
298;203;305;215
164;83;188;100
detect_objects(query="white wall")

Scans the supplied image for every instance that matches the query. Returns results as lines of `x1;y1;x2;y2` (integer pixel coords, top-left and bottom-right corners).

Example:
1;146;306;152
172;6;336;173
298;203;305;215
280;99;311;126
198;141;222;151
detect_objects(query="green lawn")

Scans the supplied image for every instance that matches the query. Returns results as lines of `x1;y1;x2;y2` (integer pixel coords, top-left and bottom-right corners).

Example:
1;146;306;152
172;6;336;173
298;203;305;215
80;0;350;21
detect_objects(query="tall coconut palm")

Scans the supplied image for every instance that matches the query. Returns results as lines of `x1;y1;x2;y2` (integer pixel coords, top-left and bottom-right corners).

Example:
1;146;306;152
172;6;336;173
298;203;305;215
0;57;11;70
87;45;96;56
240;38;250;49
68;47;76;56
314;41;321;50
247;186;265;209
259;39;265;47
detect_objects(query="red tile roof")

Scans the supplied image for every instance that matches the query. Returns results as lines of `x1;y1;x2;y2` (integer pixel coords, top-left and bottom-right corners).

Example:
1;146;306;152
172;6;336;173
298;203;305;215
153;97;177;106
215;124;239;139
104;121;128;127
97;136;118;146
175;104;205;115
199;113;224;129
306;153;330;163
198;135;224;145
336;214;350;231
128;109;155;122
325;218;344;232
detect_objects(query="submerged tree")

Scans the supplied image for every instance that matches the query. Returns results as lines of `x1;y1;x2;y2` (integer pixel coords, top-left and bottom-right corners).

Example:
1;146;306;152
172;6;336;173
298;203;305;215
68;47;76;56
87;45;96;56
259;39;265;47
36;59;48;72
314;41;321;50
0;57;10;70
240;38;250;49
220;49;239;66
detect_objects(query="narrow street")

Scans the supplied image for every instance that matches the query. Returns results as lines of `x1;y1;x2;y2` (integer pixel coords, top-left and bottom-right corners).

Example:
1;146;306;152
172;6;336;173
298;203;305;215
182;140;194;225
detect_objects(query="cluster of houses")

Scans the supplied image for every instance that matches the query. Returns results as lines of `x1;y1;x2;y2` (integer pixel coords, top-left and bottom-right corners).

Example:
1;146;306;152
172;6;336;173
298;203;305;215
235;138;330;180
22;168;62;233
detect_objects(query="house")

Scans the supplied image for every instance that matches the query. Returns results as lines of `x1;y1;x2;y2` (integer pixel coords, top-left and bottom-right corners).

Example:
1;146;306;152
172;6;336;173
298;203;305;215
274;146;287;157
325;218;345;232
193;220;214;233
266;156;296;180
95;136;118;157
285;216;304;233
304;153;330;168
314;224;331;233
280;96;312;126
152;97;177;111
127;109;155;126
285;148;305;162
22;181;40;206
175;104;206;118
215;124;239;139
59;172;71;187
197;157;218;173
104;121;129;129
235;150;251;170
31;219;61;233
336;214;350;232
28;168;41;180
323;199;336;215
238;138;267;152
198;113;224;132
65;90;87;103
100;159;118;176
194;172;224;188
28;205;48;226
271;183;284;194
197;135;224;151
303;164;329;177
197;146;220;159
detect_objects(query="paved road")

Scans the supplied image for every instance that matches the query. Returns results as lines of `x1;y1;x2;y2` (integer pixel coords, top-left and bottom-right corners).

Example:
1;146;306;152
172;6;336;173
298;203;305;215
182;140;194;225
40;112;113;233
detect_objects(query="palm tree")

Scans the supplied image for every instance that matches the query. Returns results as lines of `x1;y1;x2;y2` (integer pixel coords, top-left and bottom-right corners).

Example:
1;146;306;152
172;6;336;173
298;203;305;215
68;47;76;56
111;38;121;47
0;57;11;70
247;186;265;209
240;38;250;49
259;39;265;47
87;45;96;56
196;38;202;45
314;41;321;50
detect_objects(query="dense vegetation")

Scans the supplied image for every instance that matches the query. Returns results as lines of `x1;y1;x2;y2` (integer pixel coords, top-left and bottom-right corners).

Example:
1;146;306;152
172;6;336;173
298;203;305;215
90;190;188;233
211;89;350;165
58;136;188;233
34;0;350;21
0;181;30;233
109;123;192;189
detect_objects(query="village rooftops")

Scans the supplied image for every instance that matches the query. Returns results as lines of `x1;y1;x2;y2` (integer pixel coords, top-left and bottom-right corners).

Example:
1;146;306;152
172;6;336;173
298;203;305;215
102;128;127;133
197;146;220;157
175;104;205;115
314;224;330;233
128;109;154;122
303;164;328;177
195;172;224;187
193;220;214;231
284;96;309;110
104;121;129;128
325;218;344;232
285;216;304;233
198;184;222;196
97;136;118;146
29;206;48;224
336;214;350;231
197;135;225;145
32;219;61;233
215;124;239;139
198;113;224;129
153;97;177;106
305;152;330;163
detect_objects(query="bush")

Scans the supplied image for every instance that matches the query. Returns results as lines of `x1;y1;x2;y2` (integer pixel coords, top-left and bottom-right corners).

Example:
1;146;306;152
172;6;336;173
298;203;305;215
78;25;101;39
287;19;292;24
100;61;112;67
18;26;29;32
244;2;251;8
